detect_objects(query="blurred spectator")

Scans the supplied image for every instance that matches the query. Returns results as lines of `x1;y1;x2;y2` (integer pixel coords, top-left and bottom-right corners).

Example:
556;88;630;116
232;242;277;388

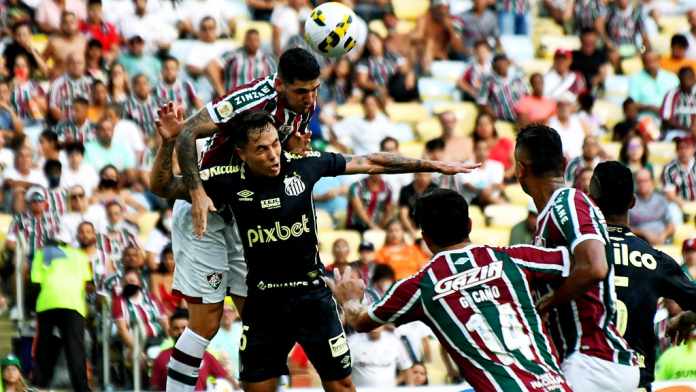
154;57;203;116
0;79;25;134
4;0;34;29
84;117;136;172
660;67;696;141
10;54;47;126
477;54;527;122
325;238;351;276
686;10;696;60
37;130;63;166
3;22;49;80
387;59;418;102
92;165;146;217
374;220;427;280
150;244;179;315
53;97;95;144
84;39;107;82
107;63;130;105
396;320;433;365
318;57;359;106
613;98;639;141
43;11;87;79
457;40;492;102
454;0;500;55
548;93;586;159
124;74;158;137
151;308;230;391
356;32;404;97
416;0;464;72
79;0;120;62
604;0;651;58
105;200;141;250
399;173;436;240
185;17;231;79
654;332;696;381
378;137;413;203
312;176;348;226
42;159;63;193
144;209;172;271
661;34;696;75
209;301;243;379
514;73;557;126
330;93;396;154
630;168;675;246
346;174;394;232
564;135;601;185
444;138;505;207
576;92;603;136
350;240;376;286
571;0;607;33
509;200;537;245
174;0;241;39
35;0;86;34
437;110;471;162
620;132;653;177
662;136;696;208
3;146;47;189
104;104;146;162
628;51;678;123
121;244;145;274
571;28;609;91
402;362;428;386
683;238;696;279
573;166;593;193
369;262;396;295
30;228;91;391
47;52;91;122
247;0;274;21
62;184;107;242
207;29;276;97
5;186;60;257
1;354;31;392
61;142;99;195
496;0;531;35
544;49;587;100
472;112;514;179
88;80;108;122
348;326;413;387
270;0;309;56
117;0;176;55
118;32;161;87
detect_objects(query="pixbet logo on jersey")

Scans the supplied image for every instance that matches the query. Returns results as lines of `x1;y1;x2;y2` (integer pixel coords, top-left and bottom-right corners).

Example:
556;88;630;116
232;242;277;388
432;261;503;300
246;214;311;247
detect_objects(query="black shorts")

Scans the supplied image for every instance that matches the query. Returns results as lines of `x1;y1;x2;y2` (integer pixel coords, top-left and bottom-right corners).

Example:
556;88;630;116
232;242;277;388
239;285;352;383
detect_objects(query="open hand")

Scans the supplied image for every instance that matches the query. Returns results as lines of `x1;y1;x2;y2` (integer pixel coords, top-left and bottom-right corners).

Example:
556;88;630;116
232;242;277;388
433;161;482;175
190;188;217;238
333;267;366;304
668;311;696;345
286;130;313;155
156;102;185;141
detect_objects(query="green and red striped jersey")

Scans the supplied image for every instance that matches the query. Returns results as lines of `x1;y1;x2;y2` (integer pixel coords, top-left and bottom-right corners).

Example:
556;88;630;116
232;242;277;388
368;244;573;392
533;187;636;365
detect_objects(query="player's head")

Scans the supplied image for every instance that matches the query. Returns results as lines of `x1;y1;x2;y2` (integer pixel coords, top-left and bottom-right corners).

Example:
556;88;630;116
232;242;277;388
276;48;320;115
415;189;471;253
590;161;635;220
233;111;282;177
515;124;565;195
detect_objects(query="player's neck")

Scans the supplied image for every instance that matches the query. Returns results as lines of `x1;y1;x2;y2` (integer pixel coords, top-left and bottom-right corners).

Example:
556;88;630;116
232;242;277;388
435;239;471;254
529;177;565;213
604;214;629;227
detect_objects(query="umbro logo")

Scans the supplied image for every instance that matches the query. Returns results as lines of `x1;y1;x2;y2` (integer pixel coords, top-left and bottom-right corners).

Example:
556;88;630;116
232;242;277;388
238;190;254;201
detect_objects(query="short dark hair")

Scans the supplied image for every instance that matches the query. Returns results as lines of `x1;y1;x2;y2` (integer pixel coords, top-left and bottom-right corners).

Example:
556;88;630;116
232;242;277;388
87;38;103;50
425;137;445;152
379;136;399;151
622;97;635;110
590;161;634;216
87;0;102;7
43;159;62;175
278;48;320;84
39;130;59;145
671;33;689;49
73;96;89;106
170;308;189;324
231;111;277;148
77;220;95;232
370;264;395;286
246;28;259;37
678;66;695;79
515;124;565;177
578;92;595;112
163;55;179;66
580;27;597;37
11;21;30;33
415;189;471;247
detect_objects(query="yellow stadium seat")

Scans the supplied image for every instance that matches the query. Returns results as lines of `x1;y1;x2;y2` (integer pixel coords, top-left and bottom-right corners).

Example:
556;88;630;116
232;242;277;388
235;20;273;45
538;35;580;59
485;204;528;229
649;142;675;166
674;224;696;246
137;212;159;237
367;20;388;39
660;15;689;36
415;117;442;141
432;101;478;137
316;209;334;230
505;184;532;207
520;59;552;76
652;33;672;56
386;102;430;124
400;141;424;158
603;142;621;160
395;20;416;34
470;228;509;246
0;214;12;235
656;244;682;264
363;229;386;248
318;230;361;261
592;100;623;131
495;121;516;140
392;0;429;20
682;202;696;218
336;103;364;119
469;205;485;227
621;56;643;76
31;34;49;52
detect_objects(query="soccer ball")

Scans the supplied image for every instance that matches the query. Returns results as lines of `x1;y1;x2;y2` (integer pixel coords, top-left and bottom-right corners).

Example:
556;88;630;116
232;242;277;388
304;2;360;58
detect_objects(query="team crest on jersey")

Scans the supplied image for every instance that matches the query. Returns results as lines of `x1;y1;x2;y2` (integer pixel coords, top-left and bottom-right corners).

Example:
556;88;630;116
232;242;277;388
284;172;306;196
216;101;233;119
207;272;223;289
534;235;546;247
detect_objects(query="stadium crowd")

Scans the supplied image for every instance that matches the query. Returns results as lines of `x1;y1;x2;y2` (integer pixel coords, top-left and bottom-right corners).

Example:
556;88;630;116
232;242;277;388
0;0;695;390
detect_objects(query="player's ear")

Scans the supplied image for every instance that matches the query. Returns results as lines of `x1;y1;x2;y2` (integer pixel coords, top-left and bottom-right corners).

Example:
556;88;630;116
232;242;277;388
629;195;636;209
274;76;284;93
235;146;245;162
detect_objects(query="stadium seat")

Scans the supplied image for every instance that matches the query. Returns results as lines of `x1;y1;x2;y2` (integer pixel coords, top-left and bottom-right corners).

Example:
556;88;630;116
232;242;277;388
418;77;458;102
415;117;442;141
519;58;552;76
235;20;273;45
652;33;672;56
137;212;159;239
469;206;485;228
363;229;386;248
604;75;630;107
538;35;580;59
316;209;334;230
430;61;468;82
501;35;535;63
505;184;532;207
469;227;509;246
0;214;12;236
399;141;424;158
494;121;516;140
621;56;643;75
392;0;429;20
336;103;364;119
681;202;696;218
318;230;361;261
484;204;528;229
592;100;623;131
656;244;682;264
660;15;689;36
386;102;430;124
603;142;621;160
674;224;696;246
31;34;48;52
649;142;675;166
431;101;478;136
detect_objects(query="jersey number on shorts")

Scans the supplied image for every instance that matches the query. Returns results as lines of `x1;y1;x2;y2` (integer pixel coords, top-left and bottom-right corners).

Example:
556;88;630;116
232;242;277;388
615;299;628;336
465;303;535;365
240;325;250;351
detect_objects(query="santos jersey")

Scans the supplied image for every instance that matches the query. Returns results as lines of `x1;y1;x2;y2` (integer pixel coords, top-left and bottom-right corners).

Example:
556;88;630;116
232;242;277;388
369;244;573;392
607;224;696;388
200;73;312;169
533;187;636;366
201;150;346;287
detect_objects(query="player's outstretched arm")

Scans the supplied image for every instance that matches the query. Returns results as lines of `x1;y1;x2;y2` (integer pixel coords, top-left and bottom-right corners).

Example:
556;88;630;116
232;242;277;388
343;153;480;175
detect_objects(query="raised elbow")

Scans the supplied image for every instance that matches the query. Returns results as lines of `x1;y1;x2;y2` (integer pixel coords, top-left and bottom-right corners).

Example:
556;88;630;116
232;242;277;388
588;259;609;281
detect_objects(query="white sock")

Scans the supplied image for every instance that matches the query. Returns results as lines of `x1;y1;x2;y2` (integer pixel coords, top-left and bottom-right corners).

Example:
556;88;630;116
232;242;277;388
166;328;209;392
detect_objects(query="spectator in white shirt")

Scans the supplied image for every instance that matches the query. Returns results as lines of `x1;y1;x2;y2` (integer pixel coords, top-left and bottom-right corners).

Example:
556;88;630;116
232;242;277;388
117;0;177;54
331;93;398;155
61;184;107;245
348;327;413;387
175;0;245;38
3;145;47;189
144;208;172;271
547;93;587;159
61;142;99;196
185;16;234;79
543;49;587;100
103;104;145;163
270;0;310;56
446;138;504;207
0;132;15;182
395;321;433;364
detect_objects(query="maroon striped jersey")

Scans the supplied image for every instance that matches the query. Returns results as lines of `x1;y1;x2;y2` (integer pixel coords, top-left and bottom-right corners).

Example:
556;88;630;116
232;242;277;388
368;244;573;392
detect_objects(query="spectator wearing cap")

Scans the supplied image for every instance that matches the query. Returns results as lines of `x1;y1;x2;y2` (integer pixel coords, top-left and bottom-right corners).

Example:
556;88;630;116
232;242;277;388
79;0;120;62
662;137;696;210
53;97;95;144
453;0;500;55
84;116;136;172
509;200;537;245
682;238;696;281
351;241;376;286
3;146;48;189
416;0;465;73
270;0;310;57
47;52;92;122
514;73;557;126
118;31;161;87
5;186;61;257
43;11;88;79
477;54;527;123
30;226;91;391
437;110;472;162
156;57;203;118
571;28;610;90
346;174;394;233
630;168;676;246
629;51;679;124
1;353;32;392
35;0;86;34
544;49;587;101
457;40;492;102
495;0;531;36
660;67;696;141
661;34;696;75
399;173;437;241
547;92;587;160
356;32;405;98
604;0;651;58
564;135;602;186
61;142;99;195
374;220;428;280
123;74;159;137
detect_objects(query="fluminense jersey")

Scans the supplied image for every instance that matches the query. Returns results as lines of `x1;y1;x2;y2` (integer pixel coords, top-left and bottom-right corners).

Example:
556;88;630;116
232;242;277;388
369;244;573;392
608;224;696;388
200;74;312;169
533;187;635;365
200;150;346;287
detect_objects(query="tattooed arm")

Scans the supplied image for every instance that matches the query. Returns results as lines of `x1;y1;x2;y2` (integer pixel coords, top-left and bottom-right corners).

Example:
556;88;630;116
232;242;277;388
343;153;480;175
149;138;190;201
174;108;218;192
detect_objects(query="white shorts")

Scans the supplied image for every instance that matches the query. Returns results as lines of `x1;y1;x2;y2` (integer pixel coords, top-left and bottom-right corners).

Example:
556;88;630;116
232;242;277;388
171;200;247;304
562;352;639;392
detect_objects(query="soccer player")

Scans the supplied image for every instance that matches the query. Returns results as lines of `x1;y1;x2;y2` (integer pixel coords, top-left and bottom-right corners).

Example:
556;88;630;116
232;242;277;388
514;124;639;391
152;111;479;392
589;161;696;390
334;189;574;391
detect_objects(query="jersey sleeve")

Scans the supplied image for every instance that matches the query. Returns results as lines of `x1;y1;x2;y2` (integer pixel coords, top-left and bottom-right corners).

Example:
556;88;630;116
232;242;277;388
368;269;425;326
551;189;607;253
495;245;571;283
205;75;278;125
656;252;696;312
298;151;347;183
